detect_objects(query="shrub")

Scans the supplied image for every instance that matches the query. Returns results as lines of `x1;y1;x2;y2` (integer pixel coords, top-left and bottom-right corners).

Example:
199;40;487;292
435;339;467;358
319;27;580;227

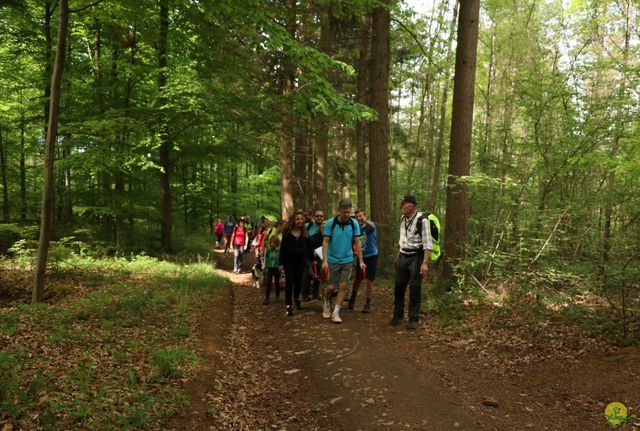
0;224;22;254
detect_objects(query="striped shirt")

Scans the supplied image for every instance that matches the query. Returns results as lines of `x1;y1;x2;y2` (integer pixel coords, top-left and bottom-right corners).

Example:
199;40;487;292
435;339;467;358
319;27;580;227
398;211;433;254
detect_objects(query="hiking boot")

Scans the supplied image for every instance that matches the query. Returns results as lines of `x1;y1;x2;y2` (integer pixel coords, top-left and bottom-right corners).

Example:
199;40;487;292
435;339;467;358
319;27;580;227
331;312;342;324
286;306;293;317
294;299;302;310
405;321;419;330
362;300;371;314
389;317;402;327
322;302;331;319
302;295;310;302
347;297;355;310
262;298;269;305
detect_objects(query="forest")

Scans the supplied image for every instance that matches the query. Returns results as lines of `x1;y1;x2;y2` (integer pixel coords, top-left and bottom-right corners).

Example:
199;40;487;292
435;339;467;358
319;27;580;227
0;0;639;430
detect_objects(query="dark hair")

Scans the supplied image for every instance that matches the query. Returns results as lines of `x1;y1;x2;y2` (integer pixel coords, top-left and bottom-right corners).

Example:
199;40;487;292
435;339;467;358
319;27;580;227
283;210;309;238
338;199;352;209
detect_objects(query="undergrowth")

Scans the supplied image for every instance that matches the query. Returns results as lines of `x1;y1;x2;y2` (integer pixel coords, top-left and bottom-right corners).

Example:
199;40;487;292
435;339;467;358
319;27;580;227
0;253;225;430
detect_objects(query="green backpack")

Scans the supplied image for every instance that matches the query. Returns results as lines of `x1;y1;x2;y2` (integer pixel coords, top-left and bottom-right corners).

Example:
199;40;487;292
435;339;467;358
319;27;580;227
416;212;441;262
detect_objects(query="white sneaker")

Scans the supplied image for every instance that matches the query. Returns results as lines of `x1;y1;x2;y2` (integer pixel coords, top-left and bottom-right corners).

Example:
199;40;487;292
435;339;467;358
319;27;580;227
322;302;331;319
331;312;342;324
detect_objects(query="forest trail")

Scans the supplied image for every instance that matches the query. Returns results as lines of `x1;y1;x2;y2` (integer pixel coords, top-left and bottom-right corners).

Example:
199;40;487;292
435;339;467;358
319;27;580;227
172;251;639;431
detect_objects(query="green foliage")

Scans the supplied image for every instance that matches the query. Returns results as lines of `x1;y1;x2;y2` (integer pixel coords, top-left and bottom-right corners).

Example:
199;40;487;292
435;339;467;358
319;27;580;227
0;351;32;418
0;251;224;428
0;224;21;254
423;290;466;328
149;348;197;381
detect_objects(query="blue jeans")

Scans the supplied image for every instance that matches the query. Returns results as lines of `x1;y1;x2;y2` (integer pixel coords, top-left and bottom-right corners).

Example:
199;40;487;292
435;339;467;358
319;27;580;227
233;244;244;271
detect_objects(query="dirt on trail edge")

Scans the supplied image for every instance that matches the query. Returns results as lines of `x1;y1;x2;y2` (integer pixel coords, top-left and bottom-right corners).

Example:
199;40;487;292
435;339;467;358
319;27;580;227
171;251;640;431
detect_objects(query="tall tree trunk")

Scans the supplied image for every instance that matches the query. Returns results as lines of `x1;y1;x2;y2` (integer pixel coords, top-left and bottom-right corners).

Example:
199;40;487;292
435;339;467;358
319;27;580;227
43;1;53;135
601;0;632;283
280;0;297;219
407;74;428;188
293;118;308;207
442;0;480;282
313;4;332;212
0;130;9;222
33;0;69;303
158;0;173;253
355;12;370;211
20;95;27;223
369;1;392;257
430;0;459;210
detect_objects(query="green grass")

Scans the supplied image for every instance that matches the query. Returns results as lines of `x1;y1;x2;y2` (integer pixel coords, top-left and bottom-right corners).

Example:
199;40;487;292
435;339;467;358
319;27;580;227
0;253;225;429
423;289;466;328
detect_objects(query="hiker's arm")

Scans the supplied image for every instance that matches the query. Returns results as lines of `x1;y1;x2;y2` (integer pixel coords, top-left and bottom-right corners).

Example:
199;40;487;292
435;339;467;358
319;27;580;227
278;236;286;271
393;245;400;268
420;221;432;275
420;251;430;275
355;237;365;267
321;236;329;270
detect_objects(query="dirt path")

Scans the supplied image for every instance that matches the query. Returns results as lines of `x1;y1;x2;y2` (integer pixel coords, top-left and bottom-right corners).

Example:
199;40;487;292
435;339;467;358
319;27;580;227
172;251;640;431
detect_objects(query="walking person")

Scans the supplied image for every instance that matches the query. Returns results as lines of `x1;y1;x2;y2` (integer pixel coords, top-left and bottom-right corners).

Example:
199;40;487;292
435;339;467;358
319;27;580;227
391;195;433;330
263;236;281;304
214;218;224;249
244;214;253;252
279;211;314;316
230;218;249;274
322;199;365;324
223;215;236;254
349;209;378;313
301;209;325;301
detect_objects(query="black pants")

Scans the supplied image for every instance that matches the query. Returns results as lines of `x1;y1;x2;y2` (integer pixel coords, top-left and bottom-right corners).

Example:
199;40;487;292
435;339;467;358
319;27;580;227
301;258;320;298
264;267;280;299
393;251;423;322
284;260;305;307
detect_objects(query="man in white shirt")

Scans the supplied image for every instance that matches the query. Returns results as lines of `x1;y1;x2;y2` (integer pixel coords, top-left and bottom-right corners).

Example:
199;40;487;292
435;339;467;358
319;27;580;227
391;195;433;330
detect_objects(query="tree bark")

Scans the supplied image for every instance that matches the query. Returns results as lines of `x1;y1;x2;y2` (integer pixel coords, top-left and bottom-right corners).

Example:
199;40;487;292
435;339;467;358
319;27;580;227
33;0;69;303
279;0;297;220
20;95;27;223
313;3;332;212
43;1;53;136
293;118;308;208
158;0;173;253
601;0;632;283
442;0;480;281
355;12;370;212
0;130;9;222
369;1;392;257
430;0;459;210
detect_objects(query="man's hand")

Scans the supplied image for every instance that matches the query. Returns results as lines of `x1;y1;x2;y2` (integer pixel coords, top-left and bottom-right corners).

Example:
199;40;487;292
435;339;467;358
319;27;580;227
420;261;429;276
278;265;284;274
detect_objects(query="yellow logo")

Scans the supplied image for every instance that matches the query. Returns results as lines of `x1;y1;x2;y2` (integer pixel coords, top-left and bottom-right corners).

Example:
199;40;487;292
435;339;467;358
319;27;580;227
605;402;628;428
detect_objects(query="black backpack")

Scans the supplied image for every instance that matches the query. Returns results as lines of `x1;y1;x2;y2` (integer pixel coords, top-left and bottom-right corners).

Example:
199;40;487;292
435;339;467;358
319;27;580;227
328;216;358;244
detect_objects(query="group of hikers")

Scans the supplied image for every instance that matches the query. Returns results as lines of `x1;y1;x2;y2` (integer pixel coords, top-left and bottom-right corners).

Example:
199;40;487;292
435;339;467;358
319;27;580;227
212;195;436;330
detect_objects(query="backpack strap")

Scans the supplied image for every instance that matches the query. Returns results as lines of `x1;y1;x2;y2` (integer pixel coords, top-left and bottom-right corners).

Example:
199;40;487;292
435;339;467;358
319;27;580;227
329;216;358;244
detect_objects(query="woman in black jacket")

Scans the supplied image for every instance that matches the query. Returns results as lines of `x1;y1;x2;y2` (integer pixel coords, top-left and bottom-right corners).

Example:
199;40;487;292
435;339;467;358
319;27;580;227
279;210;314;316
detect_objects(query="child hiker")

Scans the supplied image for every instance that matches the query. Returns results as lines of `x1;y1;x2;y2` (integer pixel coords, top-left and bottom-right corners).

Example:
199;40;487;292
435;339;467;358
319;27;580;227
263;236;281;304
